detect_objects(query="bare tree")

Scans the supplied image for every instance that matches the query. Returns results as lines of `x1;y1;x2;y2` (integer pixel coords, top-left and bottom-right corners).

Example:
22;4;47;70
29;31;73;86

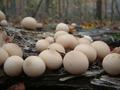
32;0;44;17
115;0;120;17
96;0;102;20
104;0;107;19
111;0;115;22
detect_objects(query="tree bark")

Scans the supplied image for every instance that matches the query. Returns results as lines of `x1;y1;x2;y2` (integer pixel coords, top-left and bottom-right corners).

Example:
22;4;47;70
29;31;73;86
58;0;62;18
65;0;69;18
32;0;44;17
45;0;50;16
111;0;114;22
115;0;120;17
104;0;107;19
96;0;102;20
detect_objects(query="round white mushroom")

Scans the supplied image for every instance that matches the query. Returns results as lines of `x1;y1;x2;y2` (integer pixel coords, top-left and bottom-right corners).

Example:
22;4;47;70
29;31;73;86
83;35;93;42
0;48;9;65
48;43;65;54
23;56;46;77
0;10;6;21
56;23;69;32
102;53;120;75
2;43;23;57
91;41;110;59
54;31;68;40
21;17;37;30
45;36;54;44
39;49;62;70
63;50;89;74
56;34;78;50
0;20;8;26
4;56;24;76
78;38;92;44
74;44;97;63
36;39;50;52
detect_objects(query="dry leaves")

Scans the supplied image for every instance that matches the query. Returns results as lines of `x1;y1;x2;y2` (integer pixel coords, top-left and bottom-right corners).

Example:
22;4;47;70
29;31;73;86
7;82;25;90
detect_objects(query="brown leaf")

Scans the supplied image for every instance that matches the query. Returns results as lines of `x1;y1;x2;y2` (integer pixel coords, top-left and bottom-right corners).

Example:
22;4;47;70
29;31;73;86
7;82;25;90
111;47;120;54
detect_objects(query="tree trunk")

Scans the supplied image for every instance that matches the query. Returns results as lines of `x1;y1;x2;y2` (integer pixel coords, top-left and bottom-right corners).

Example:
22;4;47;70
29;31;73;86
115;0;120;17
32;0;44;17
111;0;114;22
58;0;62;18
96;0;102;20
0;0;5;11
104;0;107;19
45;0;50;16
65;0;69;18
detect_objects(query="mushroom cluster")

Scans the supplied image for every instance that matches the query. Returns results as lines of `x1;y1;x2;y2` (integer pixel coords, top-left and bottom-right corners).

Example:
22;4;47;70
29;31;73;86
0;18;120;77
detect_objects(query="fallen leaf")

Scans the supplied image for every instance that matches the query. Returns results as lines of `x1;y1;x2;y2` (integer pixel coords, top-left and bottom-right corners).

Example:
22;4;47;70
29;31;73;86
7;82;25;90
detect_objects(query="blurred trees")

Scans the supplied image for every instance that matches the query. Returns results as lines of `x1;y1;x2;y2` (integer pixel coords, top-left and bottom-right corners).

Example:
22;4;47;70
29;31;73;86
0;0;120;22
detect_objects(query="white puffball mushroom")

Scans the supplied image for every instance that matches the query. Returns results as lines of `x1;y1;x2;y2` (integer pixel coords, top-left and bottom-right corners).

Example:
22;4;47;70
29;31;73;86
45;36;54;44
78;38;92;44
36;39;50;52
21;17;37;30
56;23;69;32
48;43;65;54
39;49;62;70
23;56;46;77
2;43;23;57
71;23;77;27
0;48;9;65
63;50;89;74
0;20;8;26
36;23;43;29
0;10;6;21
91;41;110;59
102;53;120;75
4;56;24;76
76;37;80;41
74;44;97;63
56;34;78;49
83;35;93;42
54;31;68;39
